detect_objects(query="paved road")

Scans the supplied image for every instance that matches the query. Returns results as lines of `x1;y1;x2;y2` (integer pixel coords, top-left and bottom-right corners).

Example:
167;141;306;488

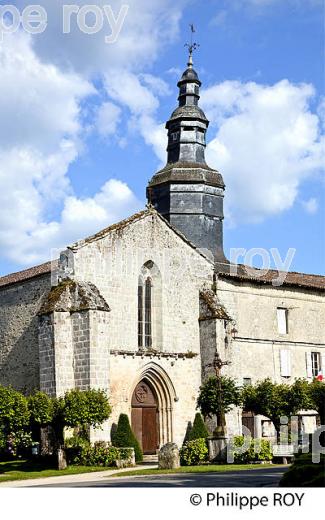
38;467;287;488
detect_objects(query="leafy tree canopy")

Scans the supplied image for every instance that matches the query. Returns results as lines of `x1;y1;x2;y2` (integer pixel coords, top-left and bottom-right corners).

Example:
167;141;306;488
197;376;242;418
28;391;54;427
0;385;30;434
242;378;311;439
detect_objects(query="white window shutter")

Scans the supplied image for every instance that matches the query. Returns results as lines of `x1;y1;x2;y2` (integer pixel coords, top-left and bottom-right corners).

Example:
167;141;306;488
321;352;325;375
306;352;313;378
277;308;287;334
280;350;291;377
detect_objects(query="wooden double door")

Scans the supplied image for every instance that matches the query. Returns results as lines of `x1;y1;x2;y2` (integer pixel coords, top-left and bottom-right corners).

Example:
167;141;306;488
131;381;159;454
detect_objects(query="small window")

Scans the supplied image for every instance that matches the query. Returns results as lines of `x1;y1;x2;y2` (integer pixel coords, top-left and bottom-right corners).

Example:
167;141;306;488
277;308;288;334
311;352;321;377
243;378;252;387
171;132;179;141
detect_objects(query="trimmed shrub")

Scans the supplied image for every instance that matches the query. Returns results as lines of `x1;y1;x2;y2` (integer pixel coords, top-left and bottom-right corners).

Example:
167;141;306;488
189;413;209;441
180;438;208;466
112;414;143;463
279;454;325;487
233;436;273;463
70;441;119;466
68;441;135;467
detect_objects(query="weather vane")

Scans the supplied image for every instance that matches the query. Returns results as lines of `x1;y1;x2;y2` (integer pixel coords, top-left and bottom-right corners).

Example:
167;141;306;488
185;23;200;65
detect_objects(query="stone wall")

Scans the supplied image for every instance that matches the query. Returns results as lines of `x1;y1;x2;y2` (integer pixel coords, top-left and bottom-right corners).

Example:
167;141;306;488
216;277;325;437
70;212;214;355
63;211;215;447
0;273;51;393
72;311;90;390
216;277;325;386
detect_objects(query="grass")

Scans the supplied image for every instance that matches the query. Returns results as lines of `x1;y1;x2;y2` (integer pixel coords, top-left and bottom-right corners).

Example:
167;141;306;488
0;459;116;483
112;463;279;478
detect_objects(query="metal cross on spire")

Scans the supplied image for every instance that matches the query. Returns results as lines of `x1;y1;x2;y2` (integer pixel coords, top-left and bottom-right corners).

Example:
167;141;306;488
185;23;200;67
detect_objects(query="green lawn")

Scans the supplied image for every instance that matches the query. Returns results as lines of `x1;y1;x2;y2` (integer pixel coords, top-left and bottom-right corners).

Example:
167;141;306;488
0;459;116;483
112;463;279;478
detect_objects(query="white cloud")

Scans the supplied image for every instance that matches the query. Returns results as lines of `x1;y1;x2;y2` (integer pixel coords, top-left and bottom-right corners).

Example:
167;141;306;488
95;101;121;137
302;197;319;215
0;32;141;266
15;0;187;75
201;79;324;224
140;74;172;97
104;70;159;114
0;0;188;268
103;70;168;163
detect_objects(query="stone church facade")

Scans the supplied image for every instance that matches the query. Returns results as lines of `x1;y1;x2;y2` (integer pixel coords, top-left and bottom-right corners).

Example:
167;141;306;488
0;55;324;453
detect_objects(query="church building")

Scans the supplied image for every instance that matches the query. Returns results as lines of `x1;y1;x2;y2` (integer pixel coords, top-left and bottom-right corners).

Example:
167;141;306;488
0;52;324;454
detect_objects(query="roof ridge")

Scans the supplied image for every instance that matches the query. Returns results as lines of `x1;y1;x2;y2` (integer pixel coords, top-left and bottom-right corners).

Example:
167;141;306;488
237;263;325;279
0;260;56;288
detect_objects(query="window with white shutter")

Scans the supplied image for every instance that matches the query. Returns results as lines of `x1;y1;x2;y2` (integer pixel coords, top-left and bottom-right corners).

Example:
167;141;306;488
311;352;321;377
280;349;291;377
277;308;288;334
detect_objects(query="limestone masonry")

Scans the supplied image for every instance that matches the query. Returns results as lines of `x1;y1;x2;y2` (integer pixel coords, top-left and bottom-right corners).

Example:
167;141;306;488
0;53;324;452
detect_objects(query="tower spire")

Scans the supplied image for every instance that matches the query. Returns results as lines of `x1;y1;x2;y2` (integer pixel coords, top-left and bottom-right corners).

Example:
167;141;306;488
185;23;199;69
146;29;227;264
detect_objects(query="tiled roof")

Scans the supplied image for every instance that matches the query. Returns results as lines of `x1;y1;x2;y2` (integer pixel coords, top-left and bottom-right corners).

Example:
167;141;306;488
218;265;325;291
0;261;54;288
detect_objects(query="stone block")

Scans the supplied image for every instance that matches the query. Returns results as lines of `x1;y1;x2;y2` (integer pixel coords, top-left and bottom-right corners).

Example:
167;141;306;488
158;442;180;469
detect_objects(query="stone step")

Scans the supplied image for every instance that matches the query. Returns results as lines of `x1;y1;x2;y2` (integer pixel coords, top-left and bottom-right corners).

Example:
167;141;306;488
143;454;158;463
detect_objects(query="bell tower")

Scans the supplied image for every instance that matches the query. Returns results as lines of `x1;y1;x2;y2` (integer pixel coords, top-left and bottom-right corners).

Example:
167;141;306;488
147;33;227;263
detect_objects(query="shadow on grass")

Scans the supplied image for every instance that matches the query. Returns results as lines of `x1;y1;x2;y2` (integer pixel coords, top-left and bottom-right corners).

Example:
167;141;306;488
0;458;57;475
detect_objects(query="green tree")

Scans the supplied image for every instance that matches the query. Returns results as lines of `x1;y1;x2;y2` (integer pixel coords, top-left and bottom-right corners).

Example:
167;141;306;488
54;389;112;446
28;389;111;468
0;385;30;454
112;414;143;463
28;391;54;427
197;376;241;436
242;378;310;443
308;380;325;425
188;413;209;441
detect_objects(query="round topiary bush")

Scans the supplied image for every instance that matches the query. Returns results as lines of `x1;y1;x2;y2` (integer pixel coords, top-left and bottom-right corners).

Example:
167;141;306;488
180;438;208;466
112;414;143;463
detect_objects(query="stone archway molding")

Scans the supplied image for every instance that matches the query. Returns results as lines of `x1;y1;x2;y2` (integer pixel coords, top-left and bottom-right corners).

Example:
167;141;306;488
130;362;177;446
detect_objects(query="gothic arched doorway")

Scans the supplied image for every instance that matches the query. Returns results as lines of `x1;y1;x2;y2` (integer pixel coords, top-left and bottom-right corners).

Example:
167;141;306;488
131;380;159;454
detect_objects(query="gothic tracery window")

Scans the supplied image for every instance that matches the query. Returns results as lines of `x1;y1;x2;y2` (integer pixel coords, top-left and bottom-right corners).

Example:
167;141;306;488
138;261;162;350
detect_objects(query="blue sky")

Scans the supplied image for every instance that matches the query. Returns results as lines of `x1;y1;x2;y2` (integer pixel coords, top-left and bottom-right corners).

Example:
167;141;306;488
0;0;324;276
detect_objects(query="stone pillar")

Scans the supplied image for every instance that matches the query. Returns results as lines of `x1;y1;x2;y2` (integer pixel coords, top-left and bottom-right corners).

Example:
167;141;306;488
53;311;74;396
39;311;74;396
207;436;228;463
88;310;110;443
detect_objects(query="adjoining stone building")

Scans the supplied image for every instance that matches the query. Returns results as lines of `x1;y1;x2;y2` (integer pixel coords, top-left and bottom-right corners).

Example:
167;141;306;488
0;53;324;452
